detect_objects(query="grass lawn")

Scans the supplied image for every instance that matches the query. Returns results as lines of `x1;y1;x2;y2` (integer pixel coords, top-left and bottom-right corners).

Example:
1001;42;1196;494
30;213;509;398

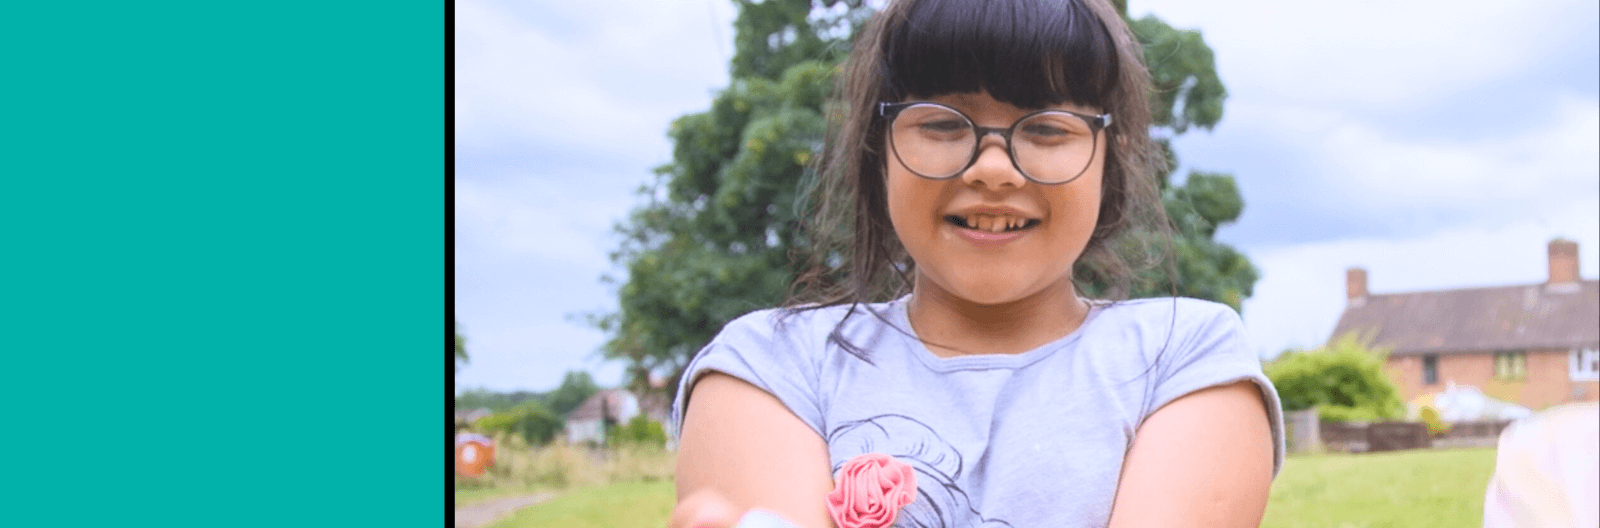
1261;447;1497;528
487;480;674;528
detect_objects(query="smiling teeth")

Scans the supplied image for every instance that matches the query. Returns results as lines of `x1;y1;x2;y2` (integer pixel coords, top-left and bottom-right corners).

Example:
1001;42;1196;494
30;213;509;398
962;214;1027;233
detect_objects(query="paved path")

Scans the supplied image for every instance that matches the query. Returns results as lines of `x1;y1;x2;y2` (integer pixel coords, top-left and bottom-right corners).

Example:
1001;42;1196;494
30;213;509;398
455;493;557;528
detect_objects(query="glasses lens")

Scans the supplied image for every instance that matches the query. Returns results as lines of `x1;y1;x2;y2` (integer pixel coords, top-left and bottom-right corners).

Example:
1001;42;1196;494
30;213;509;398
1013;112;1097;184
890;104;974;179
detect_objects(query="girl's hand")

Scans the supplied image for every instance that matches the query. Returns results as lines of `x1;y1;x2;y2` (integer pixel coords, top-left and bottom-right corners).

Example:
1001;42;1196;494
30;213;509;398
671;489;742;528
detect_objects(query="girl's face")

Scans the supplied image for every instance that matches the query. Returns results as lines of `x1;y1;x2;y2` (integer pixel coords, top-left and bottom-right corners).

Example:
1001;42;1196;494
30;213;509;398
886;91;1105;306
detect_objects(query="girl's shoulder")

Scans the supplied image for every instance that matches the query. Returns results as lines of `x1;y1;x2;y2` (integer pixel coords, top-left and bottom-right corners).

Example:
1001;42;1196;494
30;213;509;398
1091;296;1243;329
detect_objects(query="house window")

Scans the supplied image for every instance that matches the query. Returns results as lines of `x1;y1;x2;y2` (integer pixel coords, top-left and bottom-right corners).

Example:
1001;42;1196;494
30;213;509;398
1422;355;1438;385
1572;348;1600;382
1494;351;1526;381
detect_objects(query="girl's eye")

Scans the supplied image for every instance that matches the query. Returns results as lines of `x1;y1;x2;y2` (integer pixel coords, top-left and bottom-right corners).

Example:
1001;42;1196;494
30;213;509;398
914;119;972;142
919;119;969;133
1021;123;1071;137
1019;116;1089;144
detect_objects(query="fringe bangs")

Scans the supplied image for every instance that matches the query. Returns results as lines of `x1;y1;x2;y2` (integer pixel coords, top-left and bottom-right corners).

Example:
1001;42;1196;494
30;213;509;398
881;0;1119;109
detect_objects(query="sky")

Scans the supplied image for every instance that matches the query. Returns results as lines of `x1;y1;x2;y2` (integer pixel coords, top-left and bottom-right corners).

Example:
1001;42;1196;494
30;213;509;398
453;0;1599;393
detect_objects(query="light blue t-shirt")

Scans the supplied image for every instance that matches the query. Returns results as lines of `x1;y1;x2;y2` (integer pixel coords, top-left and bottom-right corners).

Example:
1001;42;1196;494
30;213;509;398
675;296;1285;528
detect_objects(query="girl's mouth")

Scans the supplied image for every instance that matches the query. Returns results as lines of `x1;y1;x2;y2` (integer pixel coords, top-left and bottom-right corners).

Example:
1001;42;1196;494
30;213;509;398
945;214;1040;233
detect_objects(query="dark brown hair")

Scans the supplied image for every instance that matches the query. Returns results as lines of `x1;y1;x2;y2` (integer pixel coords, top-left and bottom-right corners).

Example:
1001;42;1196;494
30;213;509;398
788;0;1170;310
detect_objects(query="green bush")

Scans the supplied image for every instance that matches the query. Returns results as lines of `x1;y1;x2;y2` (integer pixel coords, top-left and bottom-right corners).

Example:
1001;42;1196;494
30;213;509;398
1266;334;1405;422
607;415;668;447
476;402;563;446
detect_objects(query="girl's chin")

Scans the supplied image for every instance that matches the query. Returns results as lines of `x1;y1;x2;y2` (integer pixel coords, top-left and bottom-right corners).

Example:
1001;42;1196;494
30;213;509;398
932;282;1041;307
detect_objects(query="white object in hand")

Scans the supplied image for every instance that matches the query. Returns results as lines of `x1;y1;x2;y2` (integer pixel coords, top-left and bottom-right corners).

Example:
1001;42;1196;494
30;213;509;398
735;509;803;528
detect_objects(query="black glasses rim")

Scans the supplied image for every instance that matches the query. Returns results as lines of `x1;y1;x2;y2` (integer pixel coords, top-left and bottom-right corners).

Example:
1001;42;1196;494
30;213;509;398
878;101;1111;185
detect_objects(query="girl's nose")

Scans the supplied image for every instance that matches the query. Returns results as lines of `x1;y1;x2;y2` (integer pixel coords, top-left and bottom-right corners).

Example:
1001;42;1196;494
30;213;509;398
961;134;1025;190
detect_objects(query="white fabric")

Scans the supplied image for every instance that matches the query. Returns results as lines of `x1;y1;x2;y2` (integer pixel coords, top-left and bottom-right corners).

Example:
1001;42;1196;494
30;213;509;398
1483;402;1600;528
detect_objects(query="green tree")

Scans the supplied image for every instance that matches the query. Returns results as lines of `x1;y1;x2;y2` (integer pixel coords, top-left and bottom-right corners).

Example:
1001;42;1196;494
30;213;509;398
545;370;601;418
456;387;512;412
475;401;563;446
595;0;869;398
1122;10;1258;310
598;1;1258;399
454;320;468;366
1266;334;1406;422
455;388;546;413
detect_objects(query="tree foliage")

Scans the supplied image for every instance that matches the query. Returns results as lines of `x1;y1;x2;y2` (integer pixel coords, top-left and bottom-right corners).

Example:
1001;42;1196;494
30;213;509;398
1265;334;1406;422
544;370;601;418
475;401;563;446
454;320;468;366
595;0;868;398
454;370;600;418
455;387;542;413
599;1;1259;399
1123;10;1257;310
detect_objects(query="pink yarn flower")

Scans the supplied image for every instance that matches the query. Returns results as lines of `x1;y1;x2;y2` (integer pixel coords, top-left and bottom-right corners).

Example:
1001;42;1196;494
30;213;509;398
826;453;917;528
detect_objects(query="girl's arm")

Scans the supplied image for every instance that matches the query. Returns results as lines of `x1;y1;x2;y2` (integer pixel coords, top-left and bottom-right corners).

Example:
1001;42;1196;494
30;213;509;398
673;372;837;528
1106;380;1275;528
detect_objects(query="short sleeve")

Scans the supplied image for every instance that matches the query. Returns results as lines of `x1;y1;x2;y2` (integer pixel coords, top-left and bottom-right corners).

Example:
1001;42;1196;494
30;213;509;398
1145;300;1286;475
672;309;827;439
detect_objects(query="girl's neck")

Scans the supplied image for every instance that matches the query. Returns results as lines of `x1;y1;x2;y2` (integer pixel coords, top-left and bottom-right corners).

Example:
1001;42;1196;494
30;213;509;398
906;277;1090;358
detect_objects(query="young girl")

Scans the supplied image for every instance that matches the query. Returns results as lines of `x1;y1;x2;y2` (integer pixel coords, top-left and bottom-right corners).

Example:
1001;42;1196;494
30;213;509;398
672;0;1284;526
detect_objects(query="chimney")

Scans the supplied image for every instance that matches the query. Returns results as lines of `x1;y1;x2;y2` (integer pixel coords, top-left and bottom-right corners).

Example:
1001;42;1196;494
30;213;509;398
1347;267;1368;304
1549;239;1579;284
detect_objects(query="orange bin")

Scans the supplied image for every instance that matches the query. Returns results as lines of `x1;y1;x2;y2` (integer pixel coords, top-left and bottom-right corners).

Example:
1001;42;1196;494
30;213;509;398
455;432;494;478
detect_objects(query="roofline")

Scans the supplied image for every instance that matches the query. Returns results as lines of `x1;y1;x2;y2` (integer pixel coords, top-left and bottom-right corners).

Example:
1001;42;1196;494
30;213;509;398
1362;278;1597;299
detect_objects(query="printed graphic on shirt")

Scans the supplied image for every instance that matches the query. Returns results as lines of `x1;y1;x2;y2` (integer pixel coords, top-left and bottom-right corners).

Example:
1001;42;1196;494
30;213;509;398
827;414;1012;528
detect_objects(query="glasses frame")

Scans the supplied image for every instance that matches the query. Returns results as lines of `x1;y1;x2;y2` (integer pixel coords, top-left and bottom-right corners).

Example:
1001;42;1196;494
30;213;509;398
878;101;1112;185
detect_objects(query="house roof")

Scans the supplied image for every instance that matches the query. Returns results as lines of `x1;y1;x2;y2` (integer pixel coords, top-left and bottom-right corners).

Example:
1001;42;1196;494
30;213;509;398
1329;280;1599;356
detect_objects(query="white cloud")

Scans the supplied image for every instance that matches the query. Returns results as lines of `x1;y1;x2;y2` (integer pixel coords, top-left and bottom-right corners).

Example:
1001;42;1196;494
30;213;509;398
454;0;734;158
1243;195;1600;360
1135;0;1597;108
454;176;627;271
452;0;741;393
1232;94;1598;215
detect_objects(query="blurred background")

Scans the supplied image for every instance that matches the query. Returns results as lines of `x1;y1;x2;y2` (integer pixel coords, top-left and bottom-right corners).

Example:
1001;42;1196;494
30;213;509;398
452;0;1598;525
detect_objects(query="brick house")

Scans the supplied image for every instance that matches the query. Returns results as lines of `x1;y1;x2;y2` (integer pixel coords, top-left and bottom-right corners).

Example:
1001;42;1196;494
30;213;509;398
1329;239;1599;411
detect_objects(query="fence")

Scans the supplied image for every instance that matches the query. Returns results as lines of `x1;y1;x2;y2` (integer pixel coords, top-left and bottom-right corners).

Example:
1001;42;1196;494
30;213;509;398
1318;420;1371;453
1431;420;1514;449
1281;408;1513;454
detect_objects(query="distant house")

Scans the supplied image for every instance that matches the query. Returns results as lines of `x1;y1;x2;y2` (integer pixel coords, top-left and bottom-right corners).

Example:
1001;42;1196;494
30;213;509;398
564;389;640;445
1329;239;1599;411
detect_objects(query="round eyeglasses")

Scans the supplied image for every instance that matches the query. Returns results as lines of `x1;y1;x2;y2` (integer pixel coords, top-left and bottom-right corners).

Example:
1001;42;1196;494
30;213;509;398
879;101;1111;185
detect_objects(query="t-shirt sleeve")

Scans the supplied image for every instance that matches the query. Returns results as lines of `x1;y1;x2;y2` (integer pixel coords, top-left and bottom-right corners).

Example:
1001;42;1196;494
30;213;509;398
672;309;826;439
1145;300;1286;475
